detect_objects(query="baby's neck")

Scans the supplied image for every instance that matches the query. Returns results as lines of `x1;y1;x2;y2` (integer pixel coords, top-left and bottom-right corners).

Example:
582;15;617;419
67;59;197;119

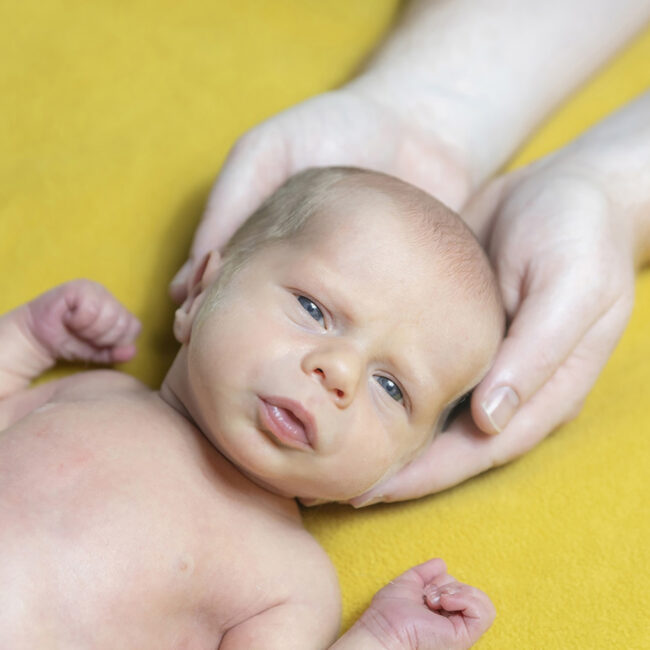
159;349;197;425
158;348;303;518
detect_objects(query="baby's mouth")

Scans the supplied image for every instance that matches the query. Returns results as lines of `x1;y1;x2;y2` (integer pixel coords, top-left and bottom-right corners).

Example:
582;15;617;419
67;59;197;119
257;396;317;451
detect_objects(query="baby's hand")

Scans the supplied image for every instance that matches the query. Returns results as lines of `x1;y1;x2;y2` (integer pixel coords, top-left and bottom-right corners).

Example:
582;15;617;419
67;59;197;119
353;558;494;650
25;280;141;365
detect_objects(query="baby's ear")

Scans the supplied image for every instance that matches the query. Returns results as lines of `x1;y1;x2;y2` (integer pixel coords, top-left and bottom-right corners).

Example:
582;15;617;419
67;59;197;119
173;251;222;344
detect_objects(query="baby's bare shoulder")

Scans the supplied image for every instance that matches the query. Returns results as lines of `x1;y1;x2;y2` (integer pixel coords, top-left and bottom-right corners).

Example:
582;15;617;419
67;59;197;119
52;369;149;399
283;525;341;623
214;519;341;649
263;514;340;599
0;369;148;431
0;371;341;646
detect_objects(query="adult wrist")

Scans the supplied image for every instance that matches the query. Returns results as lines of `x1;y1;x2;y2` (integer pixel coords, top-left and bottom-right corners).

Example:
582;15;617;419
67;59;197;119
345;72;504;194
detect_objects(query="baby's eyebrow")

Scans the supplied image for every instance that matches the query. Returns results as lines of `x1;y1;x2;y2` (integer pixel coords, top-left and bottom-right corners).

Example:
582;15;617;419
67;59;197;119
394;349;443;398
305;268;357;325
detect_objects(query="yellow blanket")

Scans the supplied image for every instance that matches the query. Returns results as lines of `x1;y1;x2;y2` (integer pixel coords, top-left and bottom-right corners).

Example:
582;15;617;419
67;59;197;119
2;3;648;647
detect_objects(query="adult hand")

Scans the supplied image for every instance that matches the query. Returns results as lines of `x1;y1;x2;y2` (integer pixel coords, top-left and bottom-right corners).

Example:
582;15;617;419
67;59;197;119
169;87;471;302
169;0;648;304
350;140;642;506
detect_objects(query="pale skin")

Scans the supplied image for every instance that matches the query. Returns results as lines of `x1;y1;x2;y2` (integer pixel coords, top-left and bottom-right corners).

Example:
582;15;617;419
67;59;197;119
0;199;498;647
362;90;650;503
170;0;650;506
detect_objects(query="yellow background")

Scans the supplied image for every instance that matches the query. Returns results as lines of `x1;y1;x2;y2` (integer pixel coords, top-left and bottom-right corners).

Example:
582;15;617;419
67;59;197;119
2;2;649;647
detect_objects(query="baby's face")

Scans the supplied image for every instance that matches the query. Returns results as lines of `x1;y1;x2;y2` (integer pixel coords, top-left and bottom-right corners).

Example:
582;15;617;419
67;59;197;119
186;196;500;501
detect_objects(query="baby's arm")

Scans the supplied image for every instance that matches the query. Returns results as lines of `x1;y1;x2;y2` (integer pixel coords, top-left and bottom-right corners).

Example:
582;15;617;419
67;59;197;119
219;553;341;650
219;558;493;650
220;603;338;650
332;559;495;650
0;279;140;400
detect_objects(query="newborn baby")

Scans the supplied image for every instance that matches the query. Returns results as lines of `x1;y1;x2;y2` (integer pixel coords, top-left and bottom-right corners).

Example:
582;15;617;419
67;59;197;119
0;167;504;648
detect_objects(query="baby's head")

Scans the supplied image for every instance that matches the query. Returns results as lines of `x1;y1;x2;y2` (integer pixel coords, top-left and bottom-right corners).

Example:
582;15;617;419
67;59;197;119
173;167;504;502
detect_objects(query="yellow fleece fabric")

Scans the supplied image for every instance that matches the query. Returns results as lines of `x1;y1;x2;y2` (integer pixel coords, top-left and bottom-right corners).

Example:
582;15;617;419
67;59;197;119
2;3;648;647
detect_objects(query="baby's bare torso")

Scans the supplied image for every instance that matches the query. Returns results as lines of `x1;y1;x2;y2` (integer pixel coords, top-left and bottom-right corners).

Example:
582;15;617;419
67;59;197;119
0;371;336;649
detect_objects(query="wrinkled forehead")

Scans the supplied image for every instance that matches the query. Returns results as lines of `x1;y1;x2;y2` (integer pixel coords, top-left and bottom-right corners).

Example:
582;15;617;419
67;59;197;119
300;188;430;260
288;203;496;401
301;198;439;297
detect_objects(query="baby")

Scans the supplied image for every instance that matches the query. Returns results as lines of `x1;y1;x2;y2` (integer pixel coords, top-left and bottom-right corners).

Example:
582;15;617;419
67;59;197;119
0;167;504;649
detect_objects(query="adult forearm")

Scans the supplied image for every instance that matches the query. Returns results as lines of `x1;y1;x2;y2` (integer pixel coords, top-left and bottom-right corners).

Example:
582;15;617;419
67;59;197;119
348;0;650;190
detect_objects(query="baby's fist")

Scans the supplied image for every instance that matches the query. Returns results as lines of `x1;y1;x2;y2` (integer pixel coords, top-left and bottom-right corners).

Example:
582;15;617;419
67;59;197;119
26;280;141;364
358;558;495;649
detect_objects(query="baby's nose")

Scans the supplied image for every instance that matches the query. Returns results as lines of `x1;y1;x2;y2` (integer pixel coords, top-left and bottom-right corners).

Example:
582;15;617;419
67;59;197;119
303;346;362;407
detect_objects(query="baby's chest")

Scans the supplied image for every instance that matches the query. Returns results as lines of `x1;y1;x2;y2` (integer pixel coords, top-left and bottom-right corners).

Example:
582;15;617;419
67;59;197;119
1;406;310;640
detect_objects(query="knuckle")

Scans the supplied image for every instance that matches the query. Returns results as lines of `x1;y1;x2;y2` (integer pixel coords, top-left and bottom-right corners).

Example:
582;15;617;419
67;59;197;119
77;301;100;323
567;254;630;310
514;342;560;387
113;312;128;333
537;347;562;380
487;449;507;471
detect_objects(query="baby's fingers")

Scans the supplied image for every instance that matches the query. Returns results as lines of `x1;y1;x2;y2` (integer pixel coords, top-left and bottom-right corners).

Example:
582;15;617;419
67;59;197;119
424;581;496;637
55;336;135;365
65;288;140;348
170;126;293;304
58;281;140;363
83;308;140;348
86;342;137;364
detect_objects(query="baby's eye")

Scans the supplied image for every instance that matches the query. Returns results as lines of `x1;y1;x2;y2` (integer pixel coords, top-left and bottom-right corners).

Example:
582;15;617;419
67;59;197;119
297;295;324;326
375;375;404;404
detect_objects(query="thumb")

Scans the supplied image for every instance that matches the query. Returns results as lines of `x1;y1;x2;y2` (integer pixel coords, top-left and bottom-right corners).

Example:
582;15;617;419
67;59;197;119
471;276;596;434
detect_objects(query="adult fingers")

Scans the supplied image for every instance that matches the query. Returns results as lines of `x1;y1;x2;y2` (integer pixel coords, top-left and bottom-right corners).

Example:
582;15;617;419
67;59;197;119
350;301;607;507
352;326;621;505
352;309;603;506
349;410;495;506
470;270;610;435
199;127;293;257
169;126;292;301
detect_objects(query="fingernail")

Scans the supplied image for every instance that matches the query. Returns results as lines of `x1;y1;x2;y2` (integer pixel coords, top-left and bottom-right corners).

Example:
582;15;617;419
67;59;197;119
352;494;384;509
481;386;519;433
299;497;327;507
439;584;461;596
424;585;441;605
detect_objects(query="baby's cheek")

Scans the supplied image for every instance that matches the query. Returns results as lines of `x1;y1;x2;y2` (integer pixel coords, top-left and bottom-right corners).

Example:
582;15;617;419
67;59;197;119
341;449;396;498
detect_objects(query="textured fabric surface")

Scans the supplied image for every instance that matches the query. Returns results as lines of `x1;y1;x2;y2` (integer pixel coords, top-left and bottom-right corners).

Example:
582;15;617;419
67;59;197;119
2;3;649;647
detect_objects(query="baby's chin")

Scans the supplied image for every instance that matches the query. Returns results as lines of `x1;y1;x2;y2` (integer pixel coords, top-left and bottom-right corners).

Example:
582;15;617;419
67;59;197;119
229;445;393;504
265;482;370;505
253;477;377;506
293;479;391;507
